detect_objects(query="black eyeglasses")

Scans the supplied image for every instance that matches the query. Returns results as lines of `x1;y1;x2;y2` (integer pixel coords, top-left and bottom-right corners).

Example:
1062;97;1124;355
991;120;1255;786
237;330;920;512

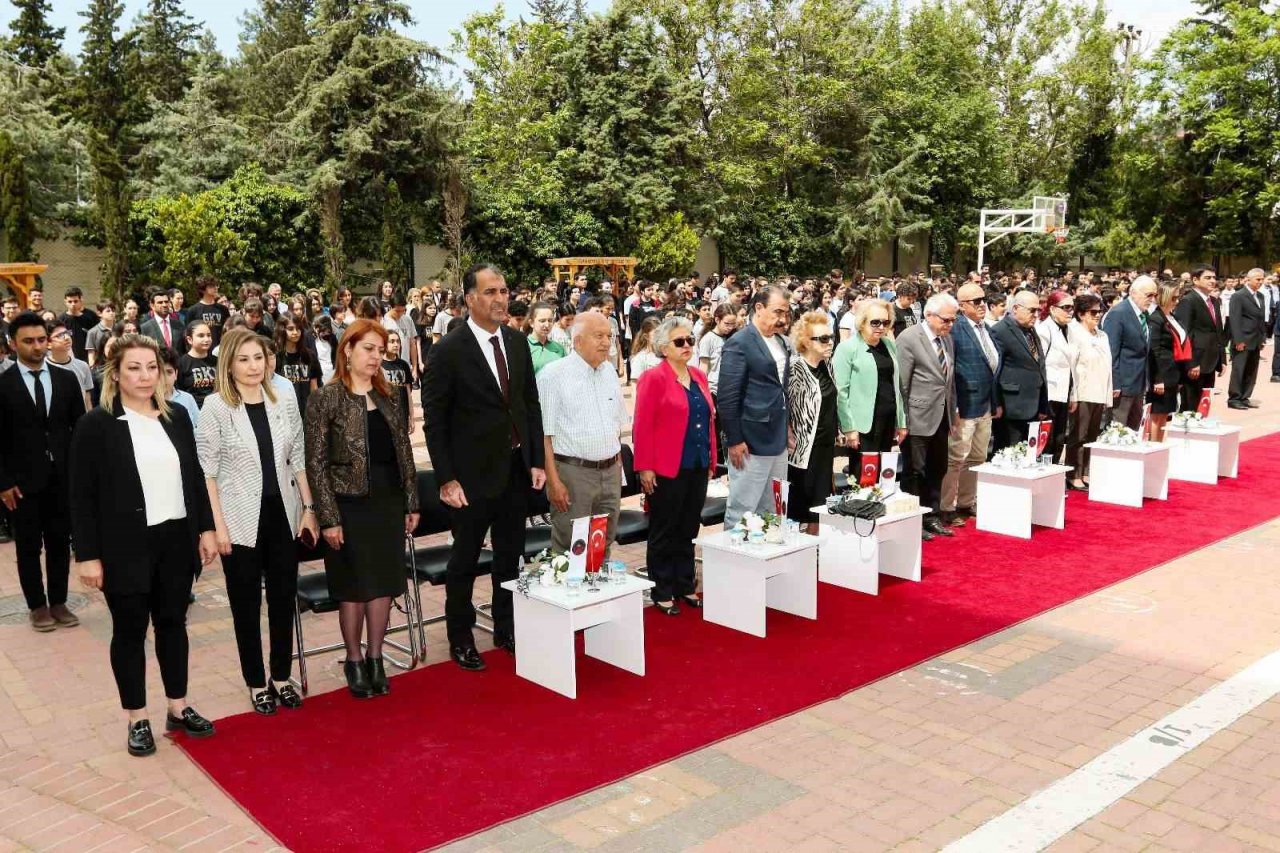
811;334;834;344
668;336;694;348
868;319;889;328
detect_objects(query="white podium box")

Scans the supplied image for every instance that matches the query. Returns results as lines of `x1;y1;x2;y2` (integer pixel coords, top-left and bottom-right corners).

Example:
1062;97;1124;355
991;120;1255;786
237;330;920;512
695;531;819;637
499;574;655;699
1084;442;1171;507
971;463;1072;540
1164;424;1242;485
812;503;931;595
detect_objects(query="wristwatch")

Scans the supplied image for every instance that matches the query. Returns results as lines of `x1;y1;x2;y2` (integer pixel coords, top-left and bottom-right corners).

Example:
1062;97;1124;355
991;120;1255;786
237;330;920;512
302;503;316;512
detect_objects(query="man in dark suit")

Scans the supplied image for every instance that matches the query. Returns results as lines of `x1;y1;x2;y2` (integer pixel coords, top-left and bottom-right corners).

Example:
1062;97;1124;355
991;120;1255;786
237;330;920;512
1102;275;1156;429
139;289;185;355
0;312;84;631
1173;264;1225;412
942;283;1001;526
422;264;545;671
717;285;792;530
1227;268;1268;409
990;290;1050;451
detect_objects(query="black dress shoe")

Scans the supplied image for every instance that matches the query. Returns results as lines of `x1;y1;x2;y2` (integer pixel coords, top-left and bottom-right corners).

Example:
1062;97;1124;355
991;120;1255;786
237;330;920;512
250;688;277;716
344;659;374;697
493;634;516;655
1067;480;1088;492
921;528;935;542
268;682;303;709
450;646;487;672
652;600;681;616
127;720;156;757
924;518;955;537
679;595;703;609
365;658;390;695
942;511;967;528
165;707;215;738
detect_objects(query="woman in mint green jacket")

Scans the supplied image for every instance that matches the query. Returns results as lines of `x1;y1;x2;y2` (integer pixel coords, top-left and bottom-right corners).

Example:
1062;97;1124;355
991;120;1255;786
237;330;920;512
831;298;908;454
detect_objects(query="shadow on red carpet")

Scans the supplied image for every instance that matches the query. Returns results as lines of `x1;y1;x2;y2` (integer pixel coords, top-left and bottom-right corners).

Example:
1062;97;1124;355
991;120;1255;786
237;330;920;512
178;432;1280;851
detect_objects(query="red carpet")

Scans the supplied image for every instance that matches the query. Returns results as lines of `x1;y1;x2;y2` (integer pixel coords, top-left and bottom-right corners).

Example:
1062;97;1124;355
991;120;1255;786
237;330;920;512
179;432;1280;851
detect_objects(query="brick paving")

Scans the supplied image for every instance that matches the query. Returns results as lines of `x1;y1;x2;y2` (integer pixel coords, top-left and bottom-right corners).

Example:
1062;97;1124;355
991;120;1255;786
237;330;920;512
2;376;1279;851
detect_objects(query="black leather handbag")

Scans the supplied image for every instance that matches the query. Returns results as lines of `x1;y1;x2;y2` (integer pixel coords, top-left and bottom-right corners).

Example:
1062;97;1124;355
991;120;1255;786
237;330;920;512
830;493;885;537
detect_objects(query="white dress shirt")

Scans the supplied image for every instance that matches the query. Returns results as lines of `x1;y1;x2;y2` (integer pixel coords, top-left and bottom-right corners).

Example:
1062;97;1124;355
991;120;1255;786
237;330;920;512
19;363;53;409
537;352;628;461
121;409;187;525
467;317;509;393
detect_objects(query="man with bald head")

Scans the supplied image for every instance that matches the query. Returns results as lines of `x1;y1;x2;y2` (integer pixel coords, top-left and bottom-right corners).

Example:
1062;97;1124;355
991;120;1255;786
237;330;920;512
1102;274;1156;429
537;310;629;555
1226;268;1267;409
941;283;1002;524
990;289;1050;450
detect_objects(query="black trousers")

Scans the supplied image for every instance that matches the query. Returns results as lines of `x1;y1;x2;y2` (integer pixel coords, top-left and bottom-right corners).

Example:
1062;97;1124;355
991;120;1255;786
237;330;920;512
1065;402;1105;480
1228;346;1261;403
103;520;193;711
646;467;709;604
1046;401;1071;464
221;496;297;687
1180;369;1215;412
994;418;1031;452
12;484;70;611
445;451;528;647
903;420;948;521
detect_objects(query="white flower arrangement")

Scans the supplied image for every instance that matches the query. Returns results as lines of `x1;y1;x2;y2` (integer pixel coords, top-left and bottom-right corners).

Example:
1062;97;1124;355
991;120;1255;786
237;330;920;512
991;441;1037;469
516;548;572;596
1169;411;1205;431
1098;422;1142;447
732;512;785;544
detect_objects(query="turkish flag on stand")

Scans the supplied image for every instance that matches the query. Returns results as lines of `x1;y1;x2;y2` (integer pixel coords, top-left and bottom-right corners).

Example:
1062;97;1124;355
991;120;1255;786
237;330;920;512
1038;421;1053;457
587;514;609;574
859;453;881;487
1198;389;1212;417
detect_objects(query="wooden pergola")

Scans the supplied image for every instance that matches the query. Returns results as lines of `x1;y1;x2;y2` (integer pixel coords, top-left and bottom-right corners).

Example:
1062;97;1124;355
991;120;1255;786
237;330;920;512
0;263;47;307
547;256;638;285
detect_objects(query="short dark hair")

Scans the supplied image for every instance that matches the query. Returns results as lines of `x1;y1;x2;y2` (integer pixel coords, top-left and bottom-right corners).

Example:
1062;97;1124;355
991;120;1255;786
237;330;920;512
895;281;919;298
462;263;504;293
583;296;606;311
157;345;180;370
749;285;787;313
389;291;407;309
1191;264;1216;280
196;275;218;294
8;311;48;338
96;301;116;313
149;288;170;305
65;286;83;299
508;299;529;318
1073;293;1102;315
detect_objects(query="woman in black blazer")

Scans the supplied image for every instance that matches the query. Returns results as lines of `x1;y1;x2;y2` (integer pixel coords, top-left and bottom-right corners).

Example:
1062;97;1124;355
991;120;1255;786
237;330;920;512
69;334;219;758
1146;282;1189;442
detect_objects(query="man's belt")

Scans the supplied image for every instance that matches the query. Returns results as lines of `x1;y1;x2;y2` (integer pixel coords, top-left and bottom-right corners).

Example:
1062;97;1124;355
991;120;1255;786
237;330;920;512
554;453;619;470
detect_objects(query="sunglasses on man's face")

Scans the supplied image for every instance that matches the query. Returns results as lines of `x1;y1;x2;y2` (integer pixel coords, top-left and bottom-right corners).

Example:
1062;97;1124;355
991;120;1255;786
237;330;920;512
669;336;695;348
811;334;834;344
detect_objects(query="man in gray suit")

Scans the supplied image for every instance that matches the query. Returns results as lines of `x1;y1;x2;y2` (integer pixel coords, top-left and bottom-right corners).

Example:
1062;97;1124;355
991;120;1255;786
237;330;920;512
1228;268;1268;409
897;294;959;541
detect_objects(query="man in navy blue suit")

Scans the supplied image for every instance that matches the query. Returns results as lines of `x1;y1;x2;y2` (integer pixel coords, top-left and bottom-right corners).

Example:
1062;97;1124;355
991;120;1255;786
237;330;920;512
940;283;1001;526
1102;275;1156;430
717;286;792;530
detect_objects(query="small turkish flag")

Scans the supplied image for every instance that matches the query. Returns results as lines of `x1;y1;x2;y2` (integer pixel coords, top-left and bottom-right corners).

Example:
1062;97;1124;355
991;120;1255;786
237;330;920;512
859;453;880;487
1038;421;1053;456
587;514;609;574
1198;389;1212;417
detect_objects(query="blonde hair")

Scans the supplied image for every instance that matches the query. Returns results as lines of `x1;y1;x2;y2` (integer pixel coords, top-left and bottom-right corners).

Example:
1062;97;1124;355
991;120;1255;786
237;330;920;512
791;310;834;357
99;334;172;419
855;298;896;340
216;328;278;407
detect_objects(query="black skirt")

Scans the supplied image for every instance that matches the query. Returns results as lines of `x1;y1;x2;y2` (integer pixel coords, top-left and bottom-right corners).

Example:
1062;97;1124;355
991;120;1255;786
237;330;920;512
324;462;404;602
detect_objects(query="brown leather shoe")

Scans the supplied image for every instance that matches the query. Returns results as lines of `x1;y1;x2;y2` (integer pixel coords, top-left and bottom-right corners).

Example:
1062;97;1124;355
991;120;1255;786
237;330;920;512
50;604;79;627
29;607;55;632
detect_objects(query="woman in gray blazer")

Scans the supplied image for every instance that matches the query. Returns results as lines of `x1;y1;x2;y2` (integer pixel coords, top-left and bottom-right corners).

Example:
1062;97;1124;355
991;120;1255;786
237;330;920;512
196;329;319;715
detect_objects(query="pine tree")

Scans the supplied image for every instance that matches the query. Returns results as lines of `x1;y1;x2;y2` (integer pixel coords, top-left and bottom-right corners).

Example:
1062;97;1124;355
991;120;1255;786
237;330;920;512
236;0;312;126
7;0;64;67
77;0;136;297
0;132;36;262
380;178;409;291
131;0;200;105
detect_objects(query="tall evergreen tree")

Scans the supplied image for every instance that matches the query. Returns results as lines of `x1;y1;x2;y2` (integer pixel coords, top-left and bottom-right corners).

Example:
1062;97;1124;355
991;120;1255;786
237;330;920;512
131;0;201;105
7;0;64;67
380;178;409;290
236;0;313;127
77;0;137;297
0;132;36;261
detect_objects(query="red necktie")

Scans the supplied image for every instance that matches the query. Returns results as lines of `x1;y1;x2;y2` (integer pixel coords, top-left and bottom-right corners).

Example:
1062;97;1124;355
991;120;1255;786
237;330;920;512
162;319;172;347
1206;297;1218;326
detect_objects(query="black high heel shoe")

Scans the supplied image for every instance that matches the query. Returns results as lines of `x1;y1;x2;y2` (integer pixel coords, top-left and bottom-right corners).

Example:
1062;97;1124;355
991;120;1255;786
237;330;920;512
679;595;703;609
653;600;681;616
344;659;373;698
365;658;389;696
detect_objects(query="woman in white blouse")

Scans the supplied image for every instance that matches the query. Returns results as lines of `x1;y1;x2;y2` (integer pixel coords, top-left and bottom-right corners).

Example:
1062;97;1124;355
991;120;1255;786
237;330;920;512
69;335;219;757
197;329;319;715
1064;294;1113;491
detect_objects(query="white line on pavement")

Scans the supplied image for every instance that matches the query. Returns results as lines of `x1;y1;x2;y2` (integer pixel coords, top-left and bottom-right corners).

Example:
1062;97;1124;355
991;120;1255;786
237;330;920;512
943;648;1280;852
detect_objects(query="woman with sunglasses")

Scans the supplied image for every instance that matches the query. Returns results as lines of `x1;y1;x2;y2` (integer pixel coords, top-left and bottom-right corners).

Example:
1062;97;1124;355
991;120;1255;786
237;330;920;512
633;316;717;616
1035;290;1079;463
785;311;839;533
1146;282;1189;442
1065;293;1112;490
832;299;907;465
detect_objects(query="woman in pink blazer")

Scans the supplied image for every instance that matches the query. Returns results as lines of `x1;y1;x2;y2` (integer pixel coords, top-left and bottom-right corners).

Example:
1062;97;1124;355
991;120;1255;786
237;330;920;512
633;317;718;615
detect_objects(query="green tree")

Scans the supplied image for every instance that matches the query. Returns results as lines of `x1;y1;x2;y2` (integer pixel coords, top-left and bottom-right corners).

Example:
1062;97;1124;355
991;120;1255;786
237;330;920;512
634;211;699;279
380;177;409;290
130;0;200;105
0;132;36;261
76;0;138;297
236;0;314;132
6;0;64;67
131;191;248;290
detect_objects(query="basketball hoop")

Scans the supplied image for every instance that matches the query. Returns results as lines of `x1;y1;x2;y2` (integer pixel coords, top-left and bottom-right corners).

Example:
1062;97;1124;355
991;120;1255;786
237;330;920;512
1053;226;1069;245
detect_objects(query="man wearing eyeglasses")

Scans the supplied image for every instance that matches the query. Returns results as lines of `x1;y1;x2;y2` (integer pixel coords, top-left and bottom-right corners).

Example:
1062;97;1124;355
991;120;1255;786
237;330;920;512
990;290;1051;451
940;284;1001;527
895;295;959;540
1102;276;1156;429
